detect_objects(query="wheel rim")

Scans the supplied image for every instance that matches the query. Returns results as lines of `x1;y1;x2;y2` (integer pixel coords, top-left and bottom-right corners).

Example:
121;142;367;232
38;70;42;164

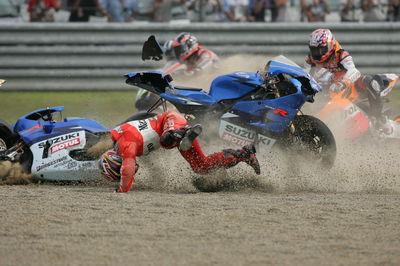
0;138;7;152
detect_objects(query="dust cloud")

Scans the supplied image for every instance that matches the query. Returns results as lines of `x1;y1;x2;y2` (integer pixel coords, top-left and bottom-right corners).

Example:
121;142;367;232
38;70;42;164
0;161;35;185
121;130;399;195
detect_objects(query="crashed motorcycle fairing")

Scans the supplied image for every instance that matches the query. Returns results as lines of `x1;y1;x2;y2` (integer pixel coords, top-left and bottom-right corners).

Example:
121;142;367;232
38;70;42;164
0;106;110;181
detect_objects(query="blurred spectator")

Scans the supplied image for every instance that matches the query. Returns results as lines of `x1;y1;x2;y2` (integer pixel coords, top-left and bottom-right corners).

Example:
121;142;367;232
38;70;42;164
0;0;19;18
101;0;124;21
67;0;111;22
248;0;268;21
222;0;252;21
10;0;24;15
361;0;385;21
27;0;60;22
101;0;139;22
270;0;289;21
153;0;189;22
301;0;330;21
124;0;140;21
387;0;400;20
187;0;223;22
340;0;362;21
132;0;156;21
171;0;189;20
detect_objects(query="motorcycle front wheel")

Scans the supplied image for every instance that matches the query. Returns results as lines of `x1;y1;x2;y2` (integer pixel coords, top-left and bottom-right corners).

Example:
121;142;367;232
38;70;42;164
0;120;15;152
281;115;337;170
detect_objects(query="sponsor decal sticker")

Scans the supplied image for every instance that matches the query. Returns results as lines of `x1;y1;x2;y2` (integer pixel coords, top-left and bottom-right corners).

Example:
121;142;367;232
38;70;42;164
138;120;148;131
38;133;80;149
36;156;68;171
222;132;254;146
50;138;80;153
219;120;276;149
273;108;289;118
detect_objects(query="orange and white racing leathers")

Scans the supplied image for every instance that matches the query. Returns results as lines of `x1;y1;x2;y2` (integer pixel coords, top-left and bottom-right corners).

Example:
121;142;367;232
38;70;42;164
110;111;250;192
304;40;361;86
304;40;386;118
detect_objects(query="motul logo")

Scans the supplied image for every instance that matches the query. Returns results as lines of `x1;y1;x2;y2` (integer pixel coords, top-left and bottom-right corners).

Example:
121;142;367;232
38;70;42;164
51;138;80;153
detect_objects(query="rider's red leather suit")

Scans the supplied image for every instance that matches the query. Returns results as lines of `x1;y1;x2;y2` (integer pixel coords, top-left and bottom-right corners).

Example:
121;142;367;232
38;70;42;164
110;110;234;192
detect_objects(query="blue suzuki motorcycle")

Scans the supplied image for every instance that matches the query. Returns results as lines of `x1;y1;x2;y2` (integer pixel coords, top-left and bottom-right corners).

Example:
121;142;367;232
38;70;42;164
0;105;110;181
126;55;337;169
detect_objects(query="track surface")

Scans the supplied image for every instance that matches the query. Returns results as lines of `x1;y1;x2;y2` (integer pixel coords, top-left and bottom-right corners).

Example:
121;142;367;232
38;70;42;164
1;185;399;266
1;143;400;266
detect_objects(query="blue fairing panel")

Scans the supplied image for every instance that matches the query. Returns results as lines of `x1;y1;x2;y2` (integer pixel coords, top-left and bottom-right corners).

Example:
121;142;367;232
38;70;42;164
209;72;263;102
14;106;65;133
172;89;216;104
161;92;216;106
17;118;109;145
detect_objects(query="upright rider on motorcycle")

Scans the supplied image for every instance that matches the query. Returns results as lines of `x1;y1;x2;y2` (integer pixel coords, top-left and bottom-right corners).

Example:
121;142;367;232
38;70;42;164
304;28;394;135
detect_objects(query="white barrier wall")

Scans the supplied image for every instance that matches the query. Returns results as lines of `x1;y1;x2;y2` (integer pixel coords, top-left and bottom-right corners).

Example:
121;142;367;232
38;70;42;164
0;23;399;90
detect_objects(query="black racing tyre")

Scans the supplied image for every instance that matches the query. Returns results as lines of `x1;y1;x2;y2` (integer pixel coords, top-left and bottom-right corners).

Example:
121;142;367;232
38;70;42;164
0;120;15;152
281;115;337;170
0;120;33;173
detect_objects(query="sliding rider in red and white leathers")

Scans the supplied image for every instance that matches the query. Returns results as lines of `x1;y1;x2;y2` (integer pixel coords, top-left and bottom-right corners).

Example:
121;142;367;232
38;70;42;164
305;28;393;133
99;110;260;193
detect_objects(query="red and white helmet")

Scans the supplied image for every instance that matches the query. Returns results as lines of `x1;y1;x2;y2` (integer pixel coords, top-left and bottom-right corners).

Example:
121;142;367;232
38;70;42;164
171;32;200;62
309;29;336;63
99;149;122;182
